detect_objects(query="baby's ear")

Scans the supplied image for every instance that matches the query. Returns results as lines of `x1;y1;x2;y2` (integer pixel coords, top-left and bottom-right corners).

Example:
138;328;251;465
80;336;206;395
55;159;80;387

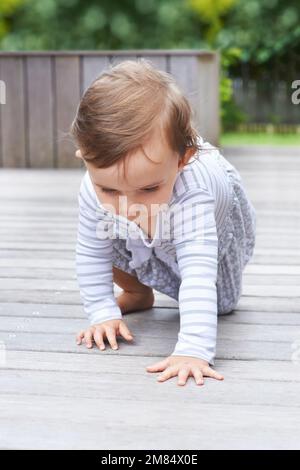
75;149;83;159
178;147;195;170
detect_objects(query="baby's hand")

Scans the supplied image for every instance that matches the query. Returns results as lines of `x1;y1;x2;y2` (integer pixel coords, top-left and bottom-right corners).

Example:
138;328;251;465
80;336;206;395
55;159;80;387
76;319;134;351
146;355;224;386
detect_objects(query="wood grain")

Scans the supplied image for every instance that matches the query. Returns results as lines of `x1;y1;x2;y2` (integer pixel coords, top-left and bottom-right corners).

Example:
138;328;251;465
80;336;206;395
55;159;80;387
0;149;300;449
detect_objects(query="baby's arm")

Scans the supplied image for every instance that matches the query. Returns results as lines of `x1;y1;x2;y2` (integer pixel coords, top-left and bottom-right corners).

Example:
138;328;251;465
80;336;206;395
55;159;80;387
76;171;123;324
170;187;218;366
75;171;134;349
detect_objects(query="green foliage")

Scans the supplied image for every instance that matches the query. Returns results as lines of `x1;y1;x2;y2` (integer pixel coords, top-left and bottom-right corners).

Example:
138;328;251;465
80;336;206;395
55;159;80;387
0;0;207;50
216;0;300;64
1;0;298;66
0;0;25;14
187;0;237;44
0;0;300;64
0;0;298;130
0;0;26;40
221;96;248;131
221;131;300;146
219;47;247;131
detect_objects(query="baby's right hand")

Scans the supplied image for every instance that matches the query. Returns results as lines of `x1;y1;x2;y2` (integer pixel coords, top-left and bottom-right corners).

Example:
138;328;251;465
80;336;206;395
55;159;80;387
76;319;134;351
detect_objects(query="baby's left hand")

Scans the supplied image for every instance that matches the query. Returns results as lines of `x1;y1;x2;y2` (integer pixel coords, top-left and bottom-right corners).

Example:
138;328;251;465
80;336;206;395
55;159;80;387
146;355;224;386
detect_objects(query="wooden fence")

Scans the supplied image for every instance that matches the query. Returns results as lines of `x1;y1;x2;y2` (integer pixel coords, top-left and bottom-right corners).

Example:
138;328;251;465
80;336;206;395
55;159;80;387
232;77;300;125
0;50;220;168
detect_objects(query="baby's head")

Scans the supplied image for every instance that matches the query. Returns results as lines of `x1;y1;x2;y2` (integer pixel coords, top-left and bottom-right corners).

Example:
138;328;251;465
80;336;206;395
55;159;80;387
70;59;202;219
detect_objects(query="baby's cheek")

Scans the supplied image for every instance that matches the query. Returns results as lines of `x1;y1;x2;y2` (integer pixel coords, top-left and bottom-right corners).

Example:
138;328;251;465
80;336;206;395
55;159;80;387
148;191;172;210
97;194;118;215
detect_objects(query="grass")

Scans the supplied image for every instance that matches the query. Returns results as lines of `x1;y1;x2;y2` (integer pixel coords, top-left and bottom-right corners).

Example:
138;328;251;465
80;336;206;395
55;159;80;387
220;132;300;146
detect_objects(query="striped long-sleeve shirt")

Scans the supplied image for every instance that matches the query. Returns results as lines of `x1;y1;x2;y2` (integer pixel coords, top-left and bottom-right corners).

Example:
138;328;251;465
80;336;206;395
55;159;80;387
76;135;237;365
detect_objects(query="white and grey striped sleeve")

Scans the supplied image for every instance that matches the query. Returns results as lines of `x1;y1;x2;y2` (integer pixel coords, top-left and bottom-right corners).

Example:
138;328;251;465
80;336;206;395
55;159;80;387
170;188;218;366
76;174;123;326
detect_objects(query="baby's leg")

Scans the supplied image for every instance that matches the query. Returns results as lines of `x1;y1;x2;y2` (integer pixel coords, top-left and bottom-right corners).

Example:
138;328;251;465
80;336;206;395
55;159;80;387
113;265;154;314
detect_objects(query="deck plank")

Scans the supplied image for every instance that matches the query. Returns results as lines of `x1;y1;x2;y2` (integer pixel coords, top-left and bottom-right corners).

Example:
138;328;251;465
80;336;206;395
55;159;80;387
1;149;300;449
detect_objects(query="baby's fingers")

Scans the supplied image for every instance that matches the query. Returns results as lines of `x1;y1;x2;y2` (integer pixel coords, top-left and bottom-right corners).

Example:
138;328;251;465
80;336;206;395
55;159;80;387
93;329;105;351
119;321;134;342
177;366;191;386
146;358;169;373
84;330;94;349
157;366;178;383
76;330;85;345
191;367;204;386
203;366;224;381
105;327;119;350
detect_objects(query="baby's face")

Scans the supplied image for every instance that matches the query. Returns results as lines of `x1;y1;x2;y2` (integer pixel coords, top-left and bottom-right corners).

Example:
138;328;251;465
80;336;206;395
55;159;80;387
85;127;193;226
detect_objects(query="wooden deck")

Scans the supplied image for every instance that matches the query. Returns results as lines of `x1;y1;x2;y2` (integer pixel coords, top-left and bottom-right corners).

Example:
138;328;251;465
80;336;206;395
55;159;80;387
1;148;300;450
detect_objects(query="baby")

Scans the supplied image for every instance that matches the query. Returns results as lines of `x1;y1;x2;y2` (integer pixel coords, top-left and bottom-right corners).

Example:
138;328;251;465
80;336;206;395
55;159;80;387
70;59;256;387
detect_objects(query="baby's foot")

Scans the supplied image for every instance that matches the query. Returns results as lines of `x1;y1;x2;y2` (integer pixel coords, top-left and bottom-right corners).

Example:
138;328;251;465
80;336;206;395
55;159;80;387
116;289;154;314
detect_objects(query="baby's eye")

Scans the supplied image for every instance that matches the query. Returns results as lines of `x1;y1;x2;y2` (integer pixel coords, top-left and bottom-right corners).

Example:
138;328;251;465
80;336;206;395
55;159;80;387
143;186;159;192
101;188;117;194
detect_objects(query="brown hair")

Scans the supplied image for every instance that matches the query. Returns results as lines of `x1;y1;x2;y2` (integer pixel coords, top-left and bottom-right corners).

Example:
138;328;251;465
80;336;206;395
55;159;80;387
70;58;213;170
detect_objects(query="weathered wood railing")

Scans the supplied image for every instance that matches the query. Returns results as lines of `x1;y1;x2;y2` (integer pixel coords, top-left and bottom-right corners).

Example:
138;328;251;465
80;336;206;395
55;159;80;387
0;50;220;168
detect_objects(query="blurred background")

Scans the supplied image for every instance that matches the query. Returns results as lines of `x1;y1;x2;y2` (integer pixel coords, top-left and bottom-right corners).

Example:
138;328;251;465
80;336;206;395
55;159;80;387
0;0;299;147
1;1;300;451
